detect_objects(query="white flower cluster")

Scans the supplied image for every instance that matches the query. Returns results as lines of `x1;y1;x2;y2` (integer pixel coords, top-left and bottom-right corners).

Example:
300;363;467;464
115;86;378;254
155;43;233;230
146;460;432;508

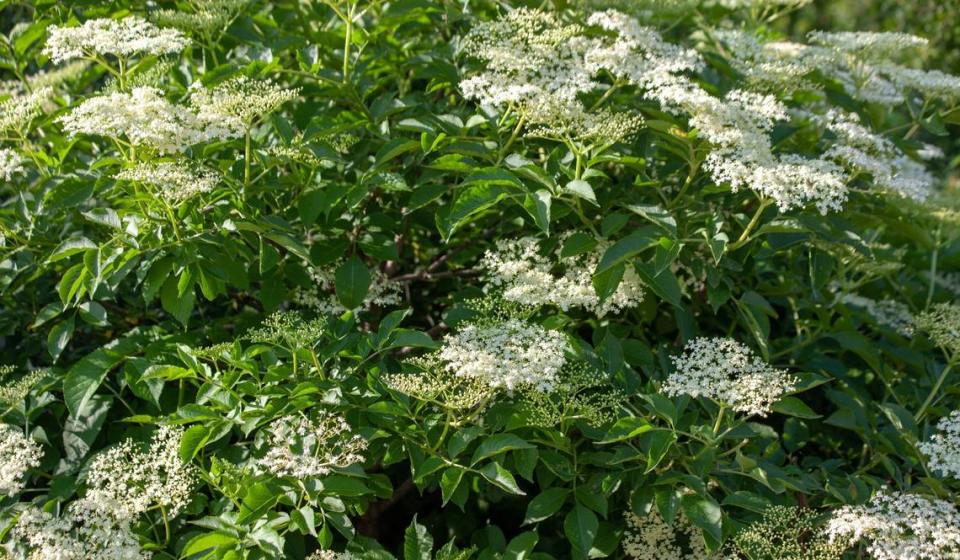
837;292;914;336
914;302;960;354
460;9;658;145
190;76;300;130
731;506;846;560
622;509;710;560
14;500;147;560
60;86;242;153
820;110;934;201
116;161;220;203
0;86;52;133
826;491;960;560
0;148;25;181
257;413;367;479
293;263;402;315
154;0;247;36
83;425;196;520
438;318;568;392
0;424;42;496
719;29;960;105
43;16;189;63
919;410;960;479
662;337;797;416
0;61;87;97
0;368;46;403
480;236;644;317
306;551;353;560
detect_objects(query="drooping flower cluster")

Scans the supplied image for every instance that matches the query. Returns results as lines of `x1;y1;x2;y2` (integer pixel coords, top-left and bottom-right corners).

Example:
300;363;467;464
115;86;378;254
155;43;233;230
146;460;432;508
825;491;960;560
914;302;960;354
14;500;147;560
819;110;935;201
245;310;326;351
918;410;960;479
83;425;196;519
116;161;220;203
256;413;367;479
59;86;241;153
0;424;42;496
662;337;797;416
0;368;46;403
190;76;300;131
0;148;25;181
0;86;52;133
514;361;621;427
460;9;654;146
622;509;711;560
438;318;568;393
837;292;914;336
385;358;496;412
480;236;644;317
730;506;847;560
153;0;247;37
293;262;403;315
43;17;189;63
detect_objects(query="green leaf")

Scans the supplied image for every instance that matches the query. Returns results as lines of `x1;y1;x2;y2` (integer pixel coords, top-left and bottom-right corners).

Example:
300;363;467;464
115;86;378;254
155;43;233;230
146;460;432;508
179;425;210;462
634;261;683;308
238;483;279;525
48;237;96;262
161;274;195;327
523;190;551;234
375;139;420;166
479;462;525;495
182;532;237;557
524;488;569;524
681;494;722;544
442;184;510;239
626;204;677;237
47;315;75;363
470;434;535;465
596;228;658;274
403;516;433;560
440;467;466;505
503;532;539;560
772;397;822;419
63;338;137;417
563;505;598;558
599;416;653;443
565;180;597;206
462;168;523;189
335;257;372;310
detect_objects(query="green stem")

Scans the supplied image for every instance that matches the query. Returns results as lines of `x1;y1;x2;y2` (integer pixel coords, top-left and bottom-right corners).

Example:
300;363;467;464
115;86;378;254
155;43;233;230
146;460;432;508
496;115;526;164
160;504;171;545
728;199;773;251
926;224;942;310
713;405;726;436
342;2;354;82
243;129;252;188
915;361;954;422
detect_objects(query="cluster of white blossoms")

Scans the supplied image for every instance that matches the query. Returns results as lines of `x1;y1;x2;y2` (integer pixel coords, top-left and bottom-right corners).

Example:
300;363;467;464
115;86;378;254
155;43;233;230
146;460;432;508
116;161;220;203
293;263;403;315
0;368;46;403
730;506;846;560
0;148;25;181
622;509;710;560
819;110;934;201
480;236;644;317
0;86;52;133
914;302;960;354
662;337;797;416
189;76;300;130
43;17;189;63
836;292;914;336
0;424;42;496
0;61;87;97
83;425;196;520
14;500;147;560
459;9;655;146
438;318;568;392
918;410;960;479
59;86;242;153
256;413;367;479
153;0;247;37
306;551;352;560
825;491;960;560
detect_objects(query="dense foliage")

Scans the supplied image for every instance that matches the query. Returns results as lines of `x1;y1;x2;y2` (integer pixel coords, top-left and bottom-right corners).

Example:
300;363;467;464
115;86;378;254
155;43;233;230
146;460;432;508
1;0;960;558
